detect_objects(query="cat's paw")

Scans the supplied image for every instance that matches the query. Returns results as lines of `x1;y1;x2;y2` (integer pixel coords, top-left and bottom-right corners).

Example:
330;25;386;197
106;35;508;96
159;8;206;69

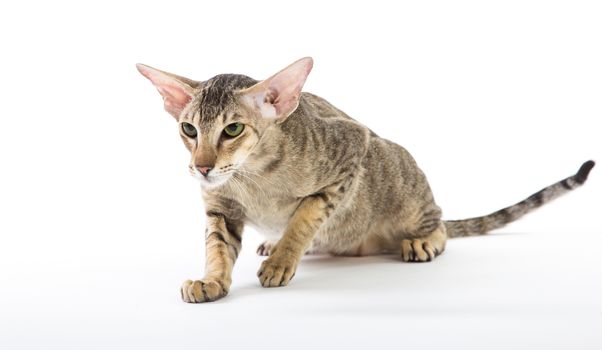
401;226;447;262
401;239;441;262
257;256;297;287
257;241;274;256
181;279;228;303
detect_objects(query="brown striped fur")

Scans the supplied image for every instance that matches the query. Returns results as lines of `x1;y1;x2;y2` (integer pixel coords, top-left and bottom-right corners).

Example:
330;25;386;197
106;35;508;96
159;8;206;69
445;160;595;238
137;58;595;303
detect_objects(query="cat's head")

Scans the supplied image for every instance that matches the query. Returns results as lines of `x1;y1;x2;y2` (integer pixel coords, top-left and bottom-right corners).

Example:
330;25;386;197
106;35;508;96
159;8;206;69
137;57;313;188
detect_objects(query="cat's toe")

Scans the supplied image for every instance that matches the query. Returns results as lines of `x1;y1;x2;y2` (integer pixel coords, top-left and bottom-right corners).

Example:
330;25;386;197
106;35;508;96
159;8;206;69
401;226;446;262
257;257;296;287
181;279;228;303
257;241;273;256
401;239;442;262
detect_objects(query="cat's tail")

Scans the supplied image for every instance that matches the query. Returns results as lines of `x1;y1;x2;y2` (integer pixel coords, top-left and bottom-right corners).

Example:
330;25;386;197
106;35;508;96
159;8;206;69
444;160;595;238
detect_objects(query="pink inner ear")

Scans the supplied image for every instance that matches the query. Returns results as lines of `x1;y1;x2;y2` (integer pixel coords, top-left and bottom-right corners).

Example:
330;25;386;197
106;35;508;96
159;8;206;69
262;57;313;118
137;64;194;117
157;85;191;108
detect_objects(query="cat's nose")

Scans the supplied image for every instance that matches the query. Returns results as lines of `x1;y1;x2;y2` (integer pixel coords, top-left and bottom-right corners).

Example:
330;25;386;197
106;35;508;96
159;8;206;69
195;165;213;177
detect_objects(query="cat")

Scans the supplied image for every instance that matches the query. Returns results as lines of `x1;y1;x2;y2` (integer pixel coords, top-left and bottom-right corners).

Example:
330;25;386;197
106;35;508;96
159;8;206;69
137;57;595;303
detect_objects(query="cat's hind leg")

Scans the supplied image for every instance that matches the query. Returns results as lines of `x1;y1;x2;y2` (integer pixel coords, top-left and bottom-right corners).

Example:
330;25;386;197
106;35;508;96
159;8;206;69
401;223;447;262
257;240;276;256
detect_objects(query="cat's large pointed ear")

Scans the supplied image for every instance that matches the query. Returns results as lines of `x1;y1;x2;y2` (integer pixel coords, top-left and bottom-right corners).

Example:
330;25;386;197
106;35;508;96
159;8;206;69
136;64;199;118
239;57;313;121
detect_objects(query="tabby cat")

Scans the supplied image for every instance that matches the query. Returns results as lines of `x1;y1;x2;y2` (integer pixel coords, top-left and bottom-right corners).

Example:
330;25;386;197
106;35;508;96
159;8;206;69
137;57;594;303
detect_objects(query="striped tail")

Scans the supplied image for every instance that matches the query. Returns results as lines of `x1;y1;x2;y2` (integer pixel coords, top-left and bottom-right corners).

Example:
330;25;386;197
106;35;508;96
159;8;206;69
444;160;595;238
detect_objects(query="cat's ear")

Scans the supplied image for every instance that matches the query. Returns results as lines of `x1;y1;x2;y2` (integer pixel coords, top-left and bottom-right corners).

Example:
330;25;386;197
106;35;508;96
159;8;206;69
239;57;313;121
136;64;199;118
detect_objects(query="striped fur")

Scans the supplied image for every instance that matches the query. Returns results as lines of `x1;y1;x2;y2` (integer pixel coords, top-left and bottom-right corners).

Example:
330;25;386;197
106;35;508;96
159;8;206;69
445;161;595;238
138;58;595;303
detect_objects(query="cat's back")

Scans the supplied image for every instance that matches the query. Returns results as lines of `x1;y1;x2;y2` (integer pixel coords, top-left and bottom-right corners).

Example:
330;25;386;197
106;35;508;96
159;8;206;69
299;92;355;121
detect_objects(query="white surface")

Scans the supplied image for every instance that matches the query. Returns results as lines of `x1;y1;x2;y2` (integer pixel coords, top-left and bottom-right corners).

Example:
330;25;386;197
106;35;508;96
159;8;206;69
1;1;601;349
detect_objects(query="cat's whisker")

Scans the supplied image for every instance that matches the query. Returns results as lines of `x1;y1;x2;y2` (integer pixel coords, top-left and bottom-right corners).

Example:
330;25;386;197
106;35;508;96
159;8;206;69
229;175;261;210
234;169;270;197
238;175;263;208
237;166;282;188
238;171;285;195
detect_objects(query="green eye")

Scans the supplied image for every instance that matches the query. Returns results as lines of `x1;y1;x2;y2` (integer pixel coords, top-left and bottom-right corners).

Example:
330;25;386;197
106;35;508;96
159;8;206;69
223;123;245;138
181;122;197;138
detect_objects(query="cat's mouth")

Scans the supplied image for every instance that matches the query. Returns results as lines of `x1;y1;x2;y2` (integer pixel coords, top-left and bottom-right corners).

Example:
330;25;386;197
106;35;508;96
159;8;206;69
189;166;232;188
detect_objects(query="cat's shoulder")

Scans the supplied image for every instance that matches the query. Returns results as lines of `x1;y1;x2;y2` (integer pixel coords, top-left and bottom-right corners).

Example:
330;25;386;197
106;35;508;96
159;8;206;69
299;92;354;121
297;92;378;138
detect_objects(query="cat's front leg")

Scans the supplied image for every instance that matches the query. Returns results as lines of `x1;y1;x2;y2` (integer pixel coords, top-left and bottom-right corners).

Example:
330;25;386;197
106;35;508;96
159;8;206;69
181;211;243;303
257;190;340;288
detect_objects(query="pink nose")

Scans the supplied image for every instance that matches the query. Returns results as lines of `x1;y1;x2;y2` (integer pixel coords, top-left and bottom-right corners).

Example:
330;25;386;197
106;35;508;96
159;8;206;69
195;166;212;176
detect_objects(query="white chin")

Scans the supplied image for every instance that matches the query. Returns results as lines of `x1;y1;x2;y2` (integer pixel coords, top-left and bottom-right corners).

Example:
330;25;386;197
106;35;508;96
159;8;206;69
197;174;230;189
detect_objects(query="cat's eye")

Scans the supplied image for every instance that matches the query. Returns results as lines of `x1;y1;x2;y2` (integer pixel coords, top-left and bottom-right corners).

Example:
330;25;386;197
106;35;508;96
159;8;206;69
181;122;197;138
223;123;245;138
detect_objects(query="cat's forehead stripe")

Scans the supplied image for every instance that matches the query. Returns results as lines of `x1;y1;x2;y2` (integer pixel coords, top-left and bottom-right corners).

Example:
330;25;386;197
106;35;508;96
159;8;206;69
192;74;257;128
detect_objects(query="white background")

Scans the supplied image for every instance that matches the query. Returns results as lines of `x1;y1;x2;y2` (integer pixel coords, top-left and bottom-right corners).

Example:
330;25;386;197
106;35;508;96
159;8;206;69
1;1;601;349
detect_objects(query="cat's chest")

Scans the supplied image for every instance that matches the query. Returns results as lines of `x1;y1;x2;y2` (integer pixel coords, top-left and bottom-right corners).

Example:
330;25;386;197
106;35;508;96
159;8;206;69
241;195;300;239
218;182;300;239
